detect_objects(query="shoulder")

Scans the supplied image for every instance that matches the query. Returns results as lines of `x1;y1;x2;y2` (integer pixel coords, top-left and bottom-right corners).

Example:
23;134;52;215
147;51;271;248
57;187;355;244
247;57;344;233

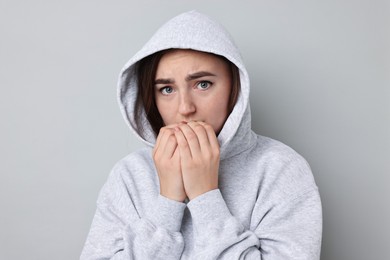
255;135;304;160
111;147;154;174
252;134;317;193
98;147;157;201
93;148;157;219
249;135;310;168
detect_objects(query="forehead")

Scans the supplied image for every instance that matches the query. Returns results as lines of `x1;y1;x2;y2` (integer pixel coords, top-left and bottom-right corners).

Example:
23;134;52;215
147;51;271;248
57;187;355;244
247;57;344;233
157;49;228;72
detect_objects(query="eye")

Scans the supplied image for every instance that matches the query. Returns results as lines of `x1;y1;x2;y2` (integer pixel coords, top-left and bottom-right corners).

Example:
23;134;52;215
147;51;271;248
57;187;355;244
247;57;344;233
196;81;212;90
160;86;174;95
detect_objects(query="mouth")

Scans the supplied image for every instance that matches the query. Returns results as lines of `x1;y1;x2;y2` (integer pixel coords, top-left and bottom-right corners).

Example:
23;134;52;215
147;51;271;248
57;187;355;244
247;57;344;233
179;119;204;123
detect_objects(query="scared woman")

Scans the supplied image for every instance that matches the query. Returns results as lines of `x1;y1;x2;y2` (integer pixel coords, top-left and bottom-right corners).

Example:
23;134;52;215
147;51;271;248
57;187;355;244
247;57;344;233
81;11;322;259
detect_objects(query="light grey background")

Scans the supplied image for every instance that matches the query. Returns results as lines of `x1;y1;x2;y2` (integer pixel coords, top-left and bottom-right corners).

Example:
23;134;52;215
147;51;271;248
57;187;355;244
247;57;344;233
1;0;389;259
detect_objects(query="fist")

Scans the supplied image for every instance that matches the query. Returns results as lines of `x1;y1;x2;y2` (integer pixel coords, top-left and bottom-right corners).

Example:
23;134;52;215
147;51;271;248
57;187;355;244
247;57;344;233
153;125;186;202
174;121;220;200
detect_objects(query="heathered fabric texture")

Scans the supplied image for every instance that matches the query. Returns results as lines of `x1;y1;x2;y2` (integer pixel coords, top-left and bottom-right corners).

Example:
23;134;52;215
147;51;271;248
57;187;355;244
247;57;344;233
81;11;322;259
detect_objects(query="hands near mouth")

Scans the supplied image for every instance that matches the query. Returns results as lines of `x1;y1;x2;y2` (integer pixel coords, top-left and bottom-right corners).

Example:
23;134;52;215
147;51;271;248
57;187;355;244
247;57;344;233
153;121;220;202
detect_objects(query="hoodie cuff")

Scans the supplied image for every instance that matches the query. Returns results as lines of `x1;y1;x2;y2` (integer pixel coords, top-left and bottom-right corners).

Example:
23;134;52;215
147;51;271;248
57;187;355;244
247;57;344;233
148;194;186;232
187;189;232;231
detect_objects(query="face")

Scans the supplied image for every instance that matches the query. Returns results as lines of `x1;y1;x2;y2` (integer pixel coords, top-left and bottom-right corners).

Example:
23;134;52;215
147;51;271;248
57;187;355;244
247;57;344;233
154;49;232;134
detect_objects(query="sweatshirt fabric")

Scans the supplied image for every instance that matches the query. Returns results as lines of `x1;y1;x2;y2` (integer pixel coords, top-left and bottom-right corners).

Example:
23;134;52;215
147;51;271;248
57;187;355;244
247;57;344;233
81;11;322;260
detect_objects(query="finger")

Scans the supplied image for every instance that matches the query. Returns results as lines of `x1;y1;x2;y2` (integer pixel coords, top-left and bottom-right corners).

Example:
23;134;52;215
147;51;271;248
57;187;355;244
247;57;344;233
198;122;220;151
155;127;177;159
177;122;201;157
163;129;179;159
153;127;165;155
156;124;178;148
187;121;211;152
174;125;193;160
164;132;178;158
172;146;181;164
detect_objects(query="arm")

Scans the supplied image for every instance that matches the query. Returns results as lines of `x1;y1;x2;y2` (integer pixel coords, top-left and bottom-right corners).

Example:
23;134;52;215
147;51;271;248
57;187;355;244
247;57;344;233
187;187;322;259
80;163;186;260
81;124;189;260
175;122;322;259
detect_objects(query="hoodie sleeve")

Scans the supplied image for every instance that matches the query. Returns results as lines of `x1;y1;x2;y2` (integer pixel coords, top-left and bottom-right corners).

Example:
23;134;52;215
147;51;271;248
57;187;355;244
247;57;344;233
186;162;322;259
187;189;262;259
80;167;186;260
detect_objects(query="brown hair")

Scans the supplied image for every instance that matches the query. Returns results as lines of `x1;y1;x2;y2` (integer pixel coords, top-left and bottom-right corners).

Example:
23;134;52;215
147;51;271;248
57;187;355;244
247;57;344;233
134;49;240;137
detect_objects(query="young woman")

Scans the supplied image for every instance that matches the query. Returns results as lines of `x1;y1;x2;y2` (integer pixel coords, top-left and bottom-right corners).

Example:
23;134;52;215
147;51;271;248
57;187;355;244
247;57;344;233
81;11;322;259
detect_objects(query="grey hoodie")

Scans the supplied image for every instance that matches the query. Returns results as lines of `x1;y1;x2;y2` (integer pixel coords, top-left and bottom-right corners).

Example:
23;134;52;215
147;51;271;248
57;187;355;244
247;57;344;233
81;11;322;260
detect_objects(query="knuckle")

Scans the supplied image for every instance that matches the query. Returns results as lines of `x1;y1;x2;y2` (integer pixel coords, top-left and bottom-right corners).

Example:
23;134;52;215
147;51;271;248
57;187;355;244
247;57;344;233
186;131;197;141
159;127;166;134
204;124;213;132
214;149;220;158
167;134;177;144
153;153;160;162
193;124;204;133
180;139;190;149
159;126;172;135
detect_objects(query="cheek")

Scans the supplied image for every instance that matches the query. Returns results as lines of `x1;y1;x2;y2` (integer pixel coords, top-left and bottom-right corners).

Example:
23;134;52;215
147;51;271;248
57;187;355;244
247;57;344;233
207;99;230;132
156;101;173;123
215;86;231;114
213;85;231;129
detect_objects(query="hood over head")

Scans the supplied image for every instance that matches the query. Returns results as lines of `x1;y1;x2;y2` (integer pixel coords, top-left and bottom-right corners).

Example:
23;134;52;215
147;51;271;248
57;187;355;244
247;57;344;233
118;10;255;159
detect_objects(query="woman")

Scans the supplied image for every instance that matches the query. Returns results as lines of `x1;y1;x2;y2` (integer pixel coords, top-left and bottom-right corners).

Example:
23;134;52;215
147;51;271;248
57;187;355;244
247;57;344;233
81;11;322;259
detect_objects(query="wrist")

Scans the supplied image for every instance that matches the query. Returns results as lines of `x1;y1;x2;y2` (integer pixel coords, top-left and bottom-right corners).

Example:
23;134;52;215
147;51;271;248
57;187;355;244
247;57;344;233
148;194;186;232
160;188;186;202
187;185;218;201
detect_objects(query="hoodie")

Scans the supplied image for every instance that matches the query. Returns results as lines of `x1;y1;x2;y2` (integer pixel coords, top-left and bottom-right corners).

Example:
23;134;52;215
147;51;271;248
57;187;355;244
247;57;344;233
81;11;322;260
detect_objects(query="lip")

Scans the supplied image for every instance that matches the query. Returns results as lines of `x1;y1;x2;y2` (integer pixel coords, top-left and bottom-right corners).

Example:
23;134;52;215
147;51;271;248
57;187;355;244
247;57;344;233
178;120;204;124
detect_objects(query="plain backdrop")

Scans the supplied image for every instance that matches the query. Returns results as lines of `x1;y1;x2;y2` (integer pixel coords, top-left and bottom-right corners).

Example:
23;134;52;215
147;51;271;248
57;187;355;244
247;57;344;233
1;1;389;259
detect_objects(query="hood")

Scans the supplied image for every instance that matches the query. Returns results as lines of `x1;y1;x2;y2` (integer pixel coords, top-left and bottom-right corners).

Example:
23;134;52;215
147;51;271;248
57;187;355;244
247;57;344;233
117;10;255;159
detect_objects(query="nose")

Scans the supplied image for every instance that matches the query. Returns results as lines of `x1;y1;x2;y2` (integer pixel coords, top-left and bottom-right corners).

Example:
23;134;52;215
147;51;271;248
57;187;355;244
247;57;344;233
178;91;196;116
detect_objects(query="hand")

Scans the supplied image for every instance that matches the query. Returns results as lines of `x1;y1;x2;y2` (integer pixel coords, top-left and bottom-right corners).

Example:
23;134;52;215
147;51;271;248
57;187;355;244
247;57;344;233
153;125;186;202
174;121;220;200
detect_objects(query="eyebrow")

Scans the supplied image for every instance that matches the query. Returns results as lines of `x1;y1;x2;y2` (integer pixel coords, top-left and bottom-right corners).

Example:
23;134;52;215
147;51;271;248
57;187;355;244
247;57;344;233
154;71;216;85
154;78;174;85
185;71;216;81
